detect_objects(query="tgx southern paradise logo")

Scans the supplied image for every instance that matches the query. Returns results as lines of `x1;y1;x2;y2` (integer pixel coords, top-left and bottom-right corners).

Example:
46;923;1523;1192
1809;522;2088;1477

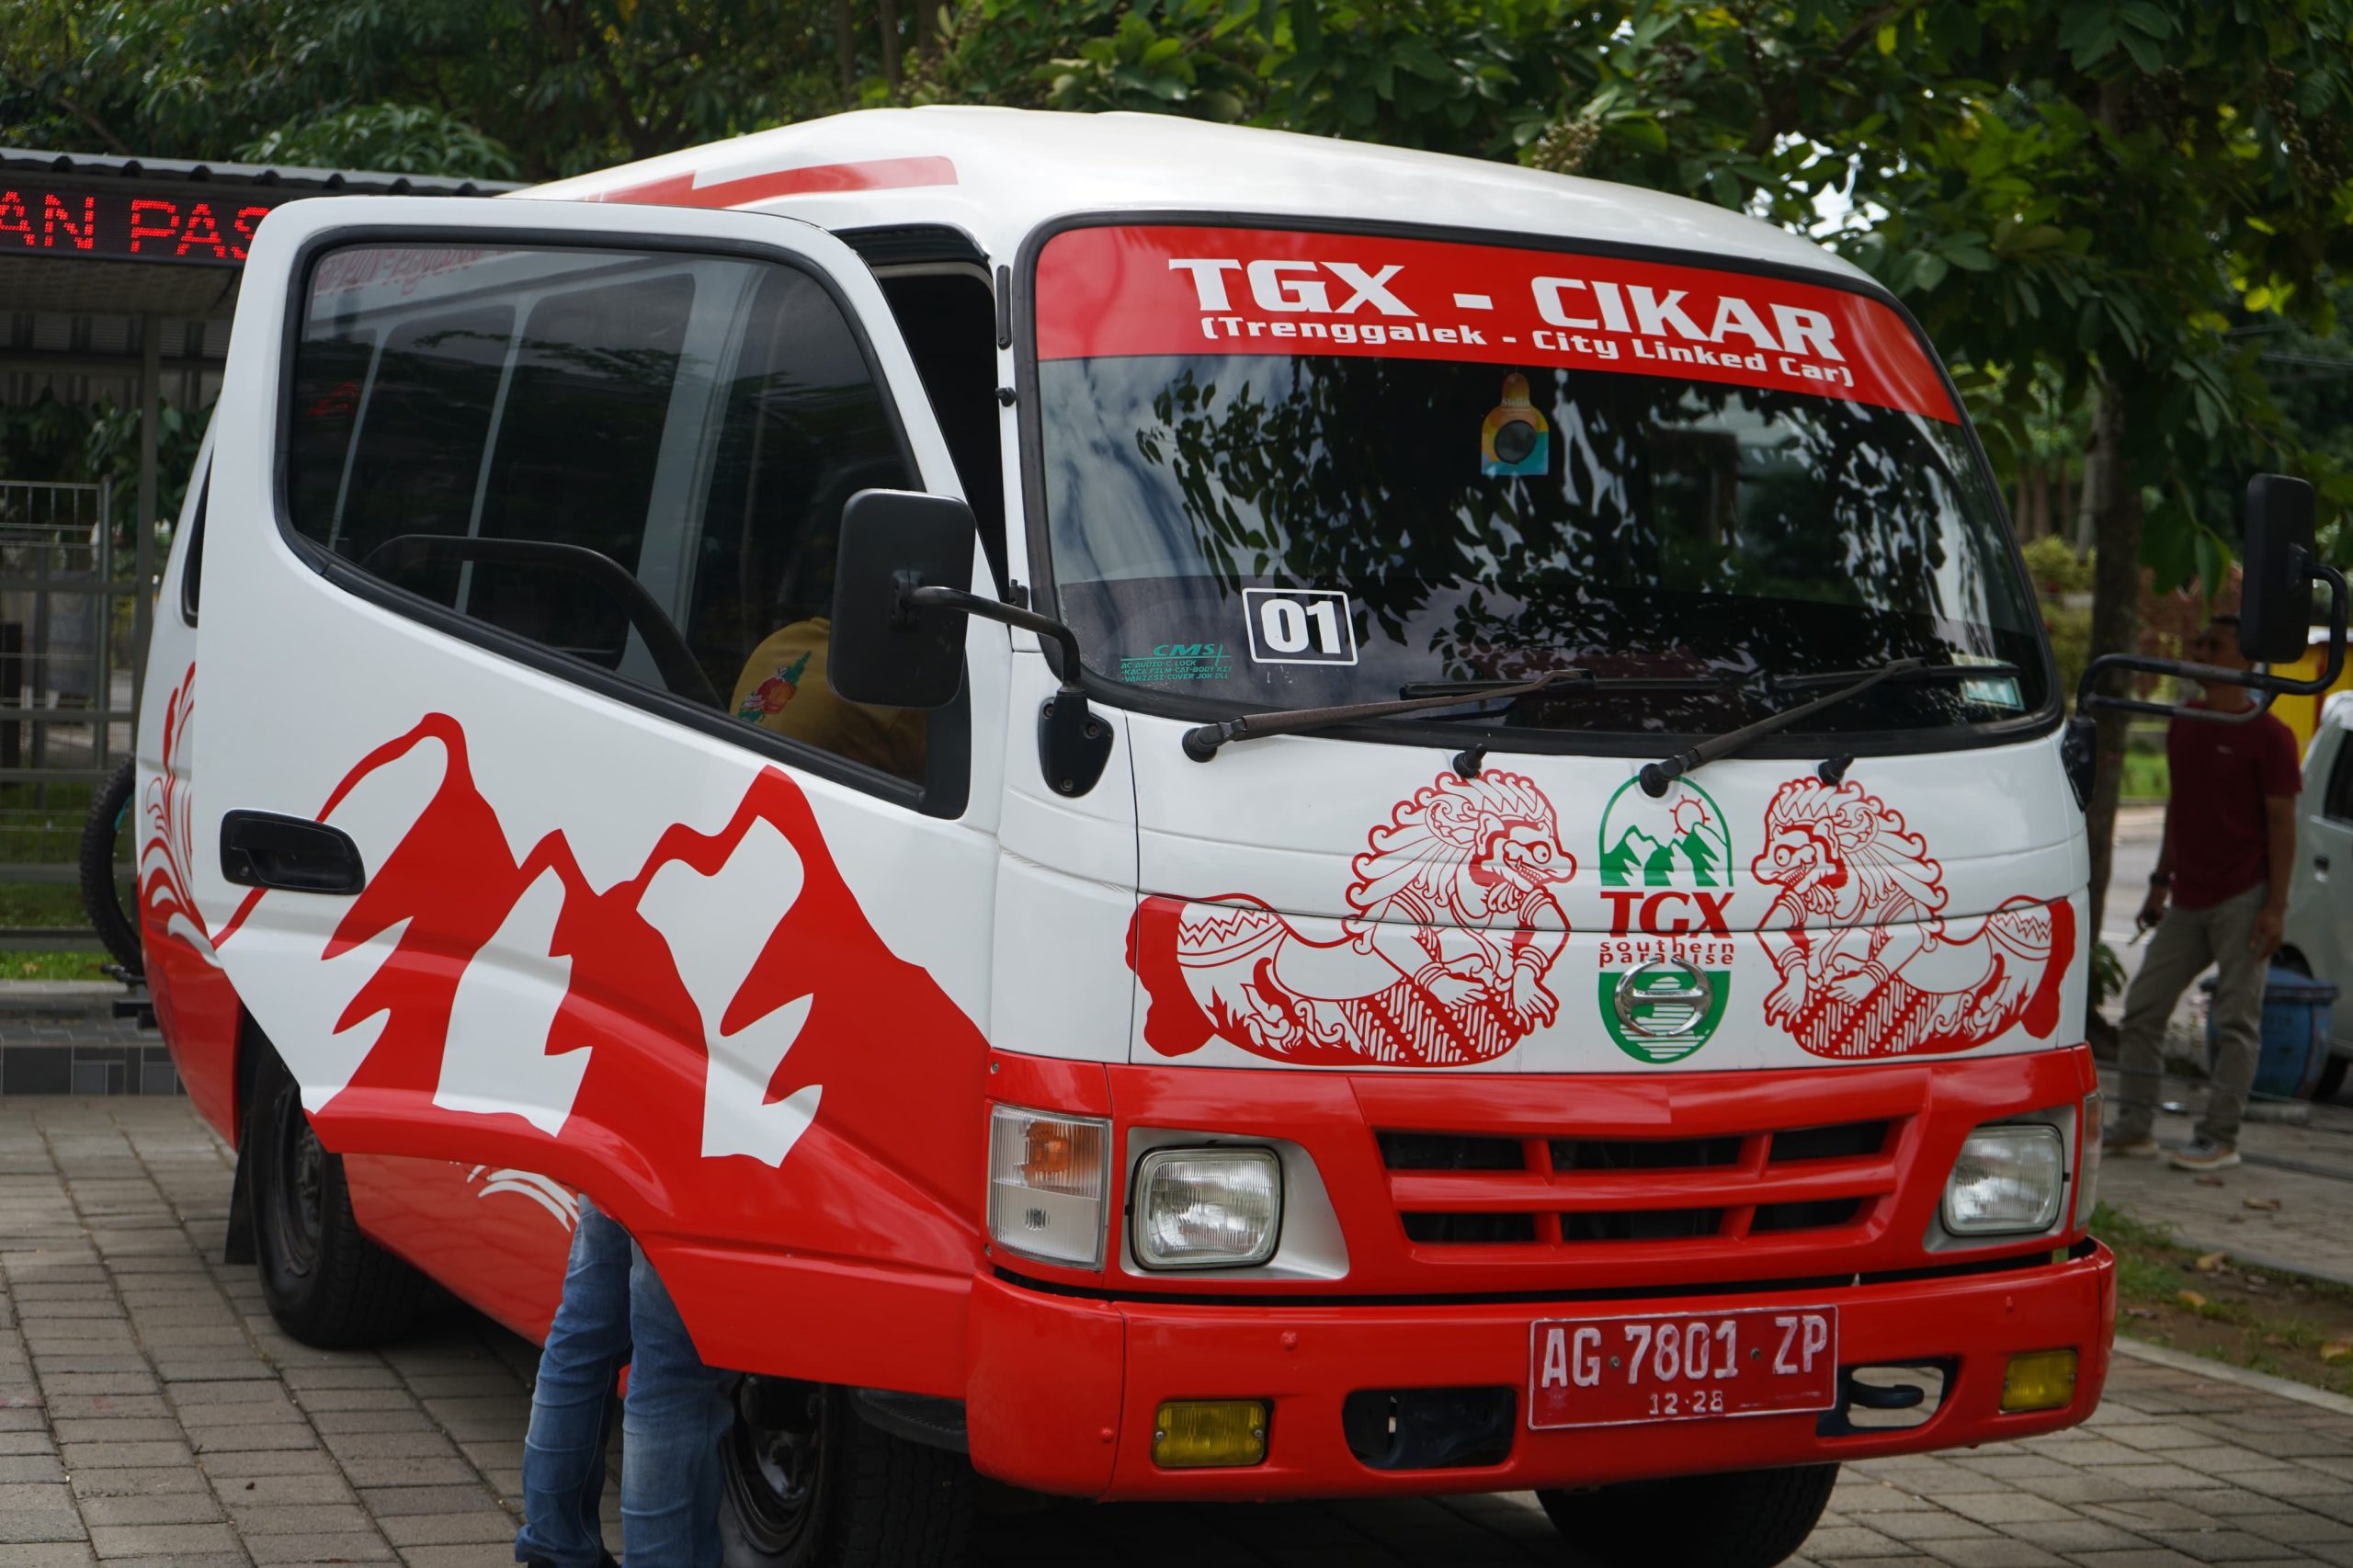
1596;777;1735;1064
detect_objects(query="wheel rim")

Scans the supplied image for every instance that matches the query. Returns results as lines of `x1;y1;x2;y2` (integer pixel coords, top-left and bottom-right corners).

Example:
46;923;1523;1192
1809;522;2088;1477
722;1378;827;1558
266;1086;325;1278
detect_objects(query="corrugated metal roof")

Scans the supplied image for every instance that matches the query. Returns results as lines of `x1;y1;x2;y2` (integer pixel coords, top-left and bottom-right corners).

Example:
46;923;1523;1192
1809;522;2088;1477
0;146;522;197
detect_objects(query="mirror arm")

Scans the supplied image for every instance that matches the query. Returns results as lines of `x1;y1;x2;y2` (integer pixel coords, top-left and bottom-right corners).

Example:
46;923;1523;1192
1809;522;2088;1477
2062;555;2349;808
899;580;1114;799
903;582;1086;694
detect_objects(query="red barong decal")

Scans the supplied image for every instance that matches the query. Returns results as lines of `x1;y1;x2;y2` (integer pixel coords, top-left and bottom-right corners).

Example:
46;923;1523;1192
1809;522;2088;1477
1751;778;2075;1059
1129;771;1574;1066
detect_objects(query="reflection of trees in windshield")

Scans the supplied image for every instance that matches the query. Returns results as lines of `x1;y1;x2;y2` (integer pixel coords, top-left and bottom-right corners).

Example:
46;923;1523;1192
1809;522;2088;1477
1131;358;2003;683
1044;352;2044;733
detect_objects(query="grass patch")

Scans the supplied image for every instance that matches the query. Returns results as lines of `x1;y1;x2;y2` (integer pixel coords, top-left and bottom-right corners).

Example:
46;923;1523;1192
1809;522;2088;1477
2120;749;2170;804
2091;1201;2353;1396
0;882;101;927
0;950;112;980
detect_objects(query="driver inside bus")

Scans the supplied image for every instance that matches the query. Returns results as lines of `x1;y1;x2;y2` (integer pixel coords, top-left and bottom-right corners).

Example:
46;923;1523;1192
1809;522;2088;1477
729;617;927;783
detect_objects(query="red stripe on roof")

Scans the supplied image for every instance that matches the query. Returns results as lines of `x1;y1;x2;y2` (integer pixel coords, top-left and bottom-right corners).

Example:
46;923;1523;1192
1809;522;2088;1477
590;155;957;209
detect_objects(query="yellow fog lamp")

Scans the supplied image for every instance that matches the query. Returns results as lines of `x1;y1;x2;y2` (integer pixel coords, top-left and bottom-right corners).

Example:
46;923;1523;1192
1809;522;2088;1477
1999;1348;2079;1413
1152;1400;1270;1468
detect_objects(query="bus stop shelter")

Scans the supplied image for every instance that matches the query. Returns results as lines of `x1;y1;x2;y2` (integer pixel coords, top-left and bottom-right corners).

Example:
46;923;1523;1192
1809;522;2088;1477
0;149;514;945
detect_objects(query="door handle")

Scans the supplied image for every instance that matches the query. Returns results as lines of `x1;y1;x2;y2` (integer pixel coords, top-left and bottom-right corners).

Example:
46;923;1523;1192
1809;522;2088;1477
221;811;367;894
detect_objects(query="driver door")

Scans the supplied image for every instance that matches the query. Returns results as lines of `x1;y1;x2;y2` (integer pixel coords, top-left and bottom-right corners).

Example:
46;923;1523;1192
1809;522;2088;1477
183;195;1006;1381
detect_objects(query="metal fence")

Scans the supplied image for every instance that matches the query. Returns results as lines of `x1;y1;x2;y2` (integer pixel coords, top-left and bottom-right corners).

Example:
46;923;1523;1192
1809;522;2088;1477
0;476;139;950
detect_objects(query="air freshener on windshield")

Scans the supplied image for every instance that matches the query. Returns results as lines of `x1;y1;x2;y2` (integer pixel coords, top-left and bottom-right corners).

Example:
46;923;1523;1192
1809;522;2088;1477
1481;372;1550;476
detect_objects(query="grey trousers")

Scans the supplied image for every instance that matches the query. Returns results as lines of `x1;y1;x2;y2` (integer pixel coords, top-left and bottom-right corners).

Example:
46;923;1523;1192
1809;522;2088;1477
2111;881;2268;1149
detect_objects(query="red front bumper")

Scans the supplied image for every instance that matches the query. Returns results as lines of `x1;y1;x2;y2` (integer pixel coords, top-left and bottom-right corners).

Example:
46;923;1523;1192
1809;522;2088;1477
961;1046;2112;1498
964;1242;2115;1500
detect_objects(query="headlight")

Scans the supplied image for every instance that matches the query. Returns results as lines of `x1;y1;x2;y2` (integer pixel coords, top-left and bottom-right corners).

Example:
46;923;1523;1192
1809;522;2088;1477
988;1105;1109;1267
2075;1092;2102;1228
1942;1123;2065;1235
1133;1148;1282;1269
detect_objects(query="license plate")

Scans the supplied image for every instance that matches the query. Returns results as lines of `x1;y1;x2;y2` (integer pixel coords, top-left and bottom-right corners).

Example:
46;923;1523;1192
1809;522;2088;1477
1528;1306;1838;1430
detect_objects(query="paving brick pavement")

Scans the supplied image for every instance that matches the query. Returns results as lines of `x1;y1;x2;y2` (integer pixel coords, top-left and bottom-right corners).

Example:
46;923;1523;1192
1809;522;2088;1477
2;1096;2348;1568
2092;1068;2353;1285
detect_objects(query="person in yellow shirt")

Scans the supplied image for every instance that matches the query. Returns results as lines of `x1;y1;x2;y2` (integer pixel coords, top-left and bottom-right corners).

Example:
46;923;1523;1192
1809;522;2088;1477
729;618;927;783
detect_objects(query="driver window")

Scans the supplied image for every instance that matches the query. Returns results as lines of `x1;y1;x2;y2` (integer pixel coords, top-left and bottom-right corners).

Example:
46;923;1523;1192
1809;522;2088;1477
285;243;926;785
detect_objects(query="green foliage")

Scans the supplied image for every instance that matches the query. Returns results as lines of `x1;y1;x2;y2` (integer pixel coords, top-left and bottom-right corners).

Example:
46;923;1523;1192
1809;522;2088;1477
0;397;210;536
2023;536;2097;596
2120;747;2169;802
2088;940;2127;1010
6;0;2352;598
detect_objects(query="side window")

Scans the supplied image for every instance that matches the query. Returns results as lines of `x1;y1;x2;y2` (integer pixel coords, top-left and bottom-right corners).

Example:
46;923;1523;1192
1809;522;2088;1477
2325;729;2353;823
178;475;209;624
285;244;928;786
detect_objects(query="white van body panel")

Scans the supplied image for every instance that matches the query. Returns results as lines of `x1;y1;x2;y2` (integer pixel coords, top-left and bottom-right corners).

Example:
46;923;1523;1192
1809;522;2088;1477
187;195;1017;1142
519;107;1874;291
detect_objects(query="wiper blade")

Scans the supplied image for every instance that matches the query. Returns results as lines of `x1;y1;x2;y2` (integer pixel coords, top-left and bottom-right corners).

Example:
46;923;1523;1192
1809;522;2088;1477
1399;674;1736;699
1183;669;1586;762
1638;657;1926;798
1767;660;2019;695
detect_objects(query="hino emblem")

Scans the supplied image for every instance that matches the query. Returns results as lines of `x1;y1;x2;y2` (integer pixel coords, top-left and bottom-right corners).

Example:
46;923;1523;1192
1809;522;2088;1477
1611;959;1716;1040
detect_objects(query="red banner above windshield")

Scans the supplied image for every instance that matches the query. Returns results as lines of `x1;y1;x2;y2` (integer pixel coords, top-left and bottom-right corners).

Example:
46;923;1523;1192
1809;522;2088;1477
1034;224;1958;424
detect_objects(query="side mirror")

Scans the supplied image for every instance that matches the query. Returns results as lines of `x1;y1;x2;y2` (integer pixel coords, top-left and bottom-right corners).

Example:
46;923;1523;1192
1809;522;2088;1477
828;489;977;710
2240;473;2316;664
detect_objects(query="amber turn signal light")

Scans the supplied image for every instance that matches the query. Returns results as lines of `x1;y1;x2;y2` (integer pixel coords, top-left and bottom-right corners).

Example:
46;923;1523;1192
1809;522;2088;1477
1999;1348;2078;1413
1151;1400;1270;1468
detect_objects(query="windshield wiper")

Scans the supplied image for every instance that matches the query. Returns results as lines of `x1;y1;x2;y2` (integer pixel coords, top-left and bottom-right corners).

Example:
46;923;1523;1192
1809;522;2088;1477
1766;660;2019;695
1182;669;1587;762
1637;657;1931;797
1399;674;1737;699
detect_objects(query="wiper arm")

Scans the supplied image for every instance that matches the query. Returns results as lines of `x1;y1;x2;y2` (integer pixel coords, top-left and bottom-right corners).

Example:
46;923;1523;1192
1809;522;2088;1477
1183;669;1586;762
1638;657;1927;798
1767;660;2019;695
1399;674;1736;699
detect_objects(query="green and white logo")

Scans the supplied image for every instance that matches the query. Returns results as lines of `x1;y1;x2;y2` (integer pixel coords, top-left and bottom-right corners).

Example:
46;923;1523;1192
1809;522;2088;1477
1598;776;1732;888
1595;777;1736;1064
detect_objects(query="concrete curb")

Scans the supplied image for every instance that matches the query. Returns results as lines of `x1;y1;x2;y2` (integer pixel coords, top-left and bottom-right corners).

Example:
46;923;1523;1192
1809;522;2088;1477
2112;1335;2353;1416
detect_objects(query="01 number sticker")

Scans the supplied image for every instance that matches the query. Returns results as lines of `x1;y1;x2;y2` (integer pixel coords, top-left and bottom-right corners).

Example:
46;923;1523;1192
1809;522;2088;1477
1243;588;1358;666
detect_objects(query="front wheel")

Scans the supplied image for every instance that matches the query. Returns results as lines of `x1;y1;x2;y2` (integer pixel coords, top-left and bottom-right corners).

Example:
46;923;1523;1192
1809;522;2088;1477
245;1048;428;1346
720;1380;973;1568
1538;1463;1838;1568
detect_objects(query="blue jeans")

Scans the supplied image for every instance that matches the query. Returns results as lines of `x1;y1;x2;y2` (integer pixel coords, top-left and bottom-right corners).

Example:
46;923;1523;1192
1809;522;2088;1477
516;1197;733;1568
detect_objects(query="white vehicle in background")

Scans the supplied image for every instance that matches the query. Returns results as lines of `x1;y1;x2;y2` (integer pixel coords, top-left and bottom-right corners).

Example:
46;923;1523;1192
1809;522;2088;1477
2280;690;2353;1100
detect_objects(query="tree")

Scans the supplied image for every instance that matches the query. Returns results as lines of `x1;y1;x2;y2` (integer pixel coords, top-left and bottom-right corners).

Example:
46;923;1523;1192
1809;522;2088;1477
1537;0;2353;939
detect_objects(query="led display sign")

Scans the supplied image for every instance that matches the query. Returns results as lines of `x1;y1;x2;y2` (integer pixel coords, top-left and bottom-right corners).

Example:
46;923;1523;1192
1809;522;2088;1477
0;183;302;266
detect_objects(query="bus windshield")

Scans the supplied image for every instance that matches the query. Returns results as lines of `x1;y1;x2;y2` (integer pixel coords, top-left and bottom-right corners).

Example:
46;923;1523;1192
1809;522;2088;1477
1030;223;2048;741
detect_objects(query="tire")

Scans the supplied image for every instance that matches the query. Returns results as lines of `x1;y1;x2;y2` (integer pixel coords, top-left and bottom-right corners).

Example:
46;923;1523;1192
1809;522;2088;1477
2320;1054;2347;1103
244;1048;428;1347
720;1379;974;1568
1538;1462;1839;1568
79;757;142;975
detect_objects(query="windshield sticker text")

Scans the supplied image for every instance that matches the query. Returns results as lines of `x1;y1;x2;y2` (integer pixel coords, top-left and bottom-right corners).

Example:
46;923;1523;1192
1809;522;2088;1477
1036;225;1956;423
1243;589;1358;666
1119;642;1235;682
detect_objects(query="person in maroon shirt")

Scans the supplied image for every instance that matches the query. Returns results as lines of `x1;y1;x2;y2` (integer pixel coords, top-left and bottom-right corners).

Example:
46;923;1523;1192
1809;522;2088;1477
2106;614;2302;1171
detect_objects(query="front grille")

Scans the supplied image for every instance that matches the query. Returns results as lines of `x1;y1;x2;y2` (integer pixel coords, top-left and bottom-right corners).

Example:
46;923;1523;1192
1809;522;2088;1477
1376;1116;1901;1252
1401;1211;1538;1244
1378;1132;1524;1172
